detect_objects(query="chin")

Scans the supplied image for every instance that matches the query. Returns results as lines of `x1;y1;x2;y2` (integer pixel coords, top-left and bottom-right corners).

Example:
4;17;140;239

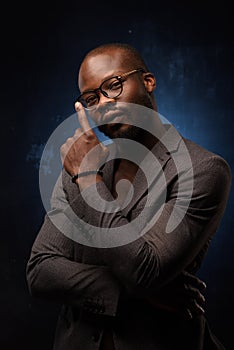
102;124;143;141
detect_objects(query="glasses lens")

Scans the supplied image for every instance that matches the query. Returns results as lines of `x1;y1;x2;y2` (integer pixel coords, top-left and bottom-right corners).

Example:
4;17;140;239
101;77;122;99
79;92;99;109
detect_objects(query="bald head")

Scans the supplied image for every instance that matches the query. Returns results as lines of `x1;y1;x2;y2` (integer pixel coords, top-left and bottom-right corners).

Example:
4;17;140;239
79;42;149;74
77;42;157;113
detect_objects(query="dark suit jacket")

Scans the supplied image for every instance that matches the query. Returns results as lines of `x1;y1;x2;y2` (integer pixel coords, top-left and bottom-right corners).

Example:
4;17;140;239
26;125;232;350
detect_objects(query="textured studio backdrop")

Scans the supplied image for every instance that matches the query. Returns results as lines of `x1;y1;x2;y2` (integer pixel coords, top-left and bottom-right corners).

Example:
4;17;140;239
1;2;233;349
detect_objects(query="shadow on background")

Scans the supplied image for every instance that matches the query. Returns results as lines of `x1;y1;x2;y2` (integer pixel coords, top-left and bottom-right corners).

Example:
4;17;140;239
1;1;233;349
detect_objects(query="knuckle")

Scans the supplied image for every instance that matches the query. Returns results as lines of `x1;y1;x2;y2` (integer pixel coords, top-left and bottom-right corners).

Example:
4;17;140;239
85;130;95;139
67;137;74;143
103;148;109;156
60;144;66;153
75;128;82;135
101;144;109;152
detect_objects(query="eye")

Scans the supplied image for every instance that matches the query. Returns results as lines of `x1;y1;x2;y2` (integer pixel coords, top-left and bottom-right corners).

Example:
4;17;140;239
83;93;98;106
109;79;122;91
102;78;122;92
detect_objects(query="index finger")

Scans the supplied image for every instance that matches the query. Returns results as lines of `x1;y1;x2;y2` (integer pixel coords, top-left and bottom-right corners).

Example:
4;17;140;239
75;101;91;133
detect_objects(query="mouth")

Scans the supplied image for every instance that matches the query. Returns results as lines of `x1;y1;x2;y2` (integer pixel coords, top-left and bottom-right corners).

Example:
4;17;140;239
98;122;133;140
100;104;131;123
101;111;126;125
98;121;124;133
93;104;133;137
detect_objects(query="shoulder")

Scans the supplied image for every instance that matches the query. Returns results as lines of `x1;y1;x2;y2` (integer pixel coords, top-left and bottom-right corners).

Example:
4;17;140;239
181;138;232;201
183;137;231;174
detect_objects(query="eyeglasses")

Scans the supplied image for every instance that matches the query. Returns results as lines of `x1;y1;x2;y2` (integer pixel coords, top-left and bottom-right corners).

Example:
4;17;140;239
77;68;145;110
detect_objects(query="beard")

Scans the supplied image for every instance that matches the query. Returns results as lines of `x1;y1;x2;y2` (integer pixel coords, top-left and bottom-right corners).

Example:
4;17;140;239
97;93;155;141
98;123;144;141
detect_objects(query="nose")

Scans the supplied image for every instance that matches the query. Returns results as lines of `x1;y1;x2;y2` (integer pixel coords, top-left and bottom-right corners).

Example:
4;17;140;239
98;91;116;106
91;99;117;126
97;98;117;116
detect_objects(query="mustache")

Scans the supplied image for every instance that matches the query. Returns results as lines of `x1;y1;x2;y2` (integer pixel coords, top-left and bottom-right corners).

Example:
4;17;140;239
95;103;131;124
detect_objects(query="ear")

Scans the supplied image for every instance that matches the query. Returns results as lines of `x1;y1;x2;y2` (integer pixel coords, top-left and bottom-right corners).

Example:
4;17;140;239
142;72;156;93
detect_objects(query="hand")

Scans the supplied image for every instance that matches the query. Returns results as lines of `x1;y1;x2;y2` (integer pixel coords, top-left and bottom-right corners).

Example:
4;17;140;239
60;102;109;179
146;271;206;320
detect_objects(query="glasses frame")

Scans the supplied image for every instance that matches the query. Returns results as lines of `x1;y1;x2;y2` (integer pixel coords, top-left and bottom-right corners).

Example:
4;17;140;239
77;68;145;110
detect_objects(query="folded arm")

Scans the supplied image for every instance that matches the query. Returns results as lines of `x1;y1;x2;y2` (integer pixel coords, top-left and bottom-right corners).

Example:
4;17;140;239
64;155;231;296
26;214;121;317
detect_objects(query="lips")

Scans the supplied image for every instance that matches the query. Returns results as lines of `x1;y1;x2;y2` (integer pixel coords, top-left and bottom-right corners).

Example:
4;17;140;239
105;109;129;126
98;113;125;136
101;111;125;125
94;105;132;137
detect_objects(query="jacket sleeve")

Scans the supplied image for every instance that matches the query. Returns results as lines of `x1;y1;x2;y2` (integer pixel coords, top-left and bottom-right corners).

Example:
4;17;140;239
67;155;232;296
26;212;121;317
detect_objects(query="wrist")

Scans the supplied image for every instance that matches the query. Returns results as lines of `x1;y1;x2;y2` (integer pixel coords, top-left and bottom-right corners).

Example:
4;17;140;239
71;170;104;190
76;173;103;190
71;170;103;183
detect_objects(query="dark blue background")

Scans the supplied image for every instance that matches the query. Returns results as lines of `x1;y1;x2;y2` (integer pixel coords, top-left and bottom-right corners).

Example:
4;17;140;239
1;1;233;349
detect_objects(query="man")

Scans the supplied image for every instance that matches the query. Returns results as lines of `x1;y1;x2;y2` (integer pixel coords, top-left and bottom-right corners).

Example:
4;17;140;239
26;43;231;349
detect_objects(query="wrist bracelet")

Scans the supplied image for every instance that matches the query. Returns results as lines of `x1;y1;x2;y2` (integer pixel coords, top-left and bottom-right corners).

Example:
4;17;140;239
71;170;103;183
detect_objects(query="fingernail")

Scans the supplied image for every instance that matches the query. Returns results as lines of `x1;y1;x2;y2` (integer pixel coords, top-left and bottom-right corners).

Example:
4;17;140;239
202;282;207;289
199;306;205;314
186;308;193;320
75;102;81;111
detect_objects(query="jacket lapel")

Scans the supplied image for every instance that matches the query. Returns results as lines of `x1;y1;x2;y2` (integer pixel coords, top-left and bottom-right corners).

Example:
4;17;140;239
101;125;182;215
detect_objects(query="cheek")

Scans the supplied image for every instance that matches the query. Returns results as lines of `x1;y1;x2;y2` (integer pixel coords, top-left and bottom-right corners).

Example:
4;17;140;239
121;81;152;107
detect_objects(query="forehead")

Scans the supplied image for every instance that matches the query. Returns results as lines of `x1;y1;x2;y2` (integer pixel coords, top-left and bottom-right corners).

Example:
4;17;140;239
78;51;127;91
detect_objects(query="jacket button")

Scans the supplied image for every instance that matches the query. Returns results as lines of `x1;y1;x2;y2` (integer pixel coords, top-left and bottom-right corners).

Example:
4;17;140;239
92;332;100;342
